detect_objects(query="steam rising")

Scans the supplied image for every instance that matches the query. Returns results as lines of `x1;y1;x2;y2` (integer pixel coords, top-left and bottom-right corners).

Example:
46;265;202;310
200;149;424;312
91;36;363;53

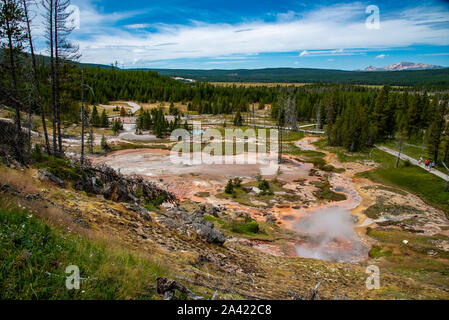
293;208;365;263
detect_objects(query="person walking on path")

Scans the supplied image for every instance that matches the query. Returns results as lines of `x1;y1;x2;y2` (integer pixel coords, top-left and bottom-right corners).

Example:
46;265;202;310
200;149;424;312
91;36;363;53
419;156;423;164
425;159;430;169
430;161;436;171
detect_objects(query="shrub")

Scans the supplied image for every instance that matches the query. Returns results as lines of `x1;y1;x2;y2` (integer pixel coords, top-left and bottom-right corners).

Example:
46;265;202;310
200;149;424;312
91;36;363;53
233;177;242;188
100;135;109;152
231;220;260;235
225;179;234;194
112;120;124;135
403;159;412;167
31;144;44;162
258;179;270;192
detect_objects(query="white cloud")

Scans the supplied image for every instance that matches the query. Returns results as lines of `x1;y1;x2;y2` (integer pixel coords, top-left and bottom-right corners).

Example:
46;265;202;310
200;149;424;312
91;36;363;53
125;24;151;30
420;53;449;56
376;54;386;59
51;1;449;67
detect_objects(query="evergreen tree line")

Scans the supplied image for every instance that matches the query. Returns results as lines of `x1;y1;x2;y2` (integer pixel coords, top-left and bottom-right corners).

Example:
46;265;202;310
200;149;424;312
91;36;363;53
136;108;181;138
324;86;449;164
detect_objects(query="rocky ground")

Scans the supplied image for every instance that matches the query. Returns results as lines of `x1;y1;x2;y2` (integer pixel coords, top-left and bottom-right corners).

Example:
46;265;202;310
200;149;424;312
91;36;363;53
1;127;449;299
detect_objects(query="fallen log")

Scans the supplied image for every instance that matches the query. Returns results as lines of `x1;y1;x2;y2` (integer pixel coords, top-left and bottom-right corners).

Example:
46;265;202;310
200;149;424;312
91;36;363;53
156;277;204;300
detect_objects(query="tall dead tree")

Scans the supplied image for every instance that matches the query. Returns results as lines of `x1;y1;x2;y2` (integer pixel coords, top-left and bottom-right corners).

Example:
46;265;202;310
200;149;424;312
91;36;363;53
54;0;80;153
42;0;57;154
276;93;286;164
316;102;322;131
286;95;297;132
79;69;94;165
23;0;50;154
43;0;79;155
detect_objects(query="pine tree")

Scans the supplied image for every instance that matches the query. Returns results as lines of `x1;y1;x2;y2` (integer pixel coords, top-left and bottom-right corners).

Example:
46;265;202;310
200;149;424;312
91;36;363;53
112;119;123;135
87;126;94;154
225;179;234;194
100;109;109;127
0;0;27;159
427;97;448;163
100;134;108;152
233;110;243;127
371;86;390;141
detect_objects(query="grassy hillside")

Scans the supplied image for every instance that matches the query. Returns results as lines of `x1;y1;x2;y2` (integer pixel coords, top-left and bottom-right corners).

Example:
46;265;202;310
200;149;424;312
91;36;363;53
151;67;449;86
0;204;166;299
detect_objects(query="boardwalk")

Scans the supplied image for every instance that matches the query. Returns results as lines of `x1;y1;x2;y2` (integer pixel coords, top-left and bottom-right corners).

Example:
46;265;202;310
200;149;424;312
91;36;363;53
375;145;449;182
298;124;325;134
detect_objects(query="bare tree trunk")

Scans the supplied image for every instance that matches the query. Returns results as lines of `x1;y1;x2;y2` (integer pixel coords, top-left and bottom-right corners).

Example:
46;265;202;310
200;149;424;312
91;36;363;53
277;102;283;164
54;0;62;154
316;103;322;130
47;0;58;155
444;140;449;164
23;0;51;154
396;136;404;168
80;70;85;164
5;18;21;140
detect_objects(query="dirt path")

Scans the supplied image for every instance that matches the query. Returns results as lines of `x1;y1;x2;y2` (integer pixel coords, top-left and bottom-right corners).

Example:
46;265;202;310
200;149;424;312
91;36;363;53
375;145;449;181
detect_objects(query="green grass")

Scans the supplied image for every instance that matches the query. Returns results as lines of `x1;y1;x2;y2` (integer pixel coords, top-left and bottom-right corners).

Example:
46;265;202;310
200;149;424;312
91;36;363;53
381;140;448;174
231;220;260;235
359;149;449;215
369;246;392;259
363;202;423;220
367;228;449;285
216;179;300;207
311;180;347;202
281;130;305;142
313;139;373;163
0;205;167;299
205;216;261;236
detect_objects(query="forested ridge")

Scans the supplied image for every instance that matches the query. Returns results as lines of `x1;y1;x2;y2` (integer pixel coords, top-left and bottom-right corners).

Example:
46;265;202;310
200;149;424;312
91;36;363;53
151;67;449;87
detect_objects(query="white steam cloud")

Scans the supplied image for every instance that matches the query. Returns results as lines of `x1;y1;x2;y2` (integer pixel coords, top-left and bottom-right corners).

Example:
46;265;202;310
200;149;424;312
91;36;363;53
293;209;366;263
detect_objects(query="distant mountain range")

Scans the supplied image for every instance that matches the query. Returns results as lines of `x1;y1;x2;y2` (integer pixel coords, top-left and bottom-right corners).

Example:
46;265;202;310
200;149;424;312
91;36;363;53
364;62;444;72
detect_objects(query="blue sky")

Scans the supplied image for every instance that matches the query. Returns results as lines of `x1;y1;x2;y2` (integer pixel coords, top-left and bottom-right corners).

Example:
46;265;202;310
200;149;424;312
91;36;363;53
34;0;449;70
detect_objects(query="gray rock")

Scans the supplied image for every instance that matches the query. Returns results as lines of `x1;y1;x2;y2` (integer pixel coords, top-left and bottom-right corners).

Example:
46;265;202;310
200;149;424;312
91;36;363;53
123;203;152;222
158;208;225;245
102;182;137;203
209;206;220;217
192;223;226;245
250;186;261;195
38;169;65;188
